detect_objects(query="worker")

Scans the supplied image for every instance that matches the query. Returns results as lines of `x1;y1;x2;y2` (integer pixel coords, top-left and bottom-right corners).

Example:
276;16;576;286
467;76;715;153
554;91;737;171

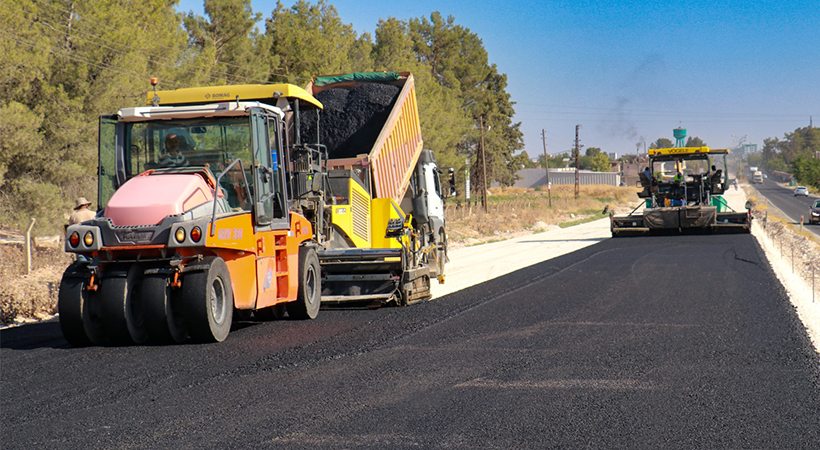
674;171;684;183
642;166;652;183
68;197;96;225
159;133;190;167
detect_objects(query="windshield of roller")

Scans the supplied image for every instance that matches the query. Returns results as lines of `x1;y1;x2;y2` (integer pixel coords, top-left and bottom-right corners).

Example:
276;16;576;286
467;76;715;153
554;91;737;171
99;117;253;210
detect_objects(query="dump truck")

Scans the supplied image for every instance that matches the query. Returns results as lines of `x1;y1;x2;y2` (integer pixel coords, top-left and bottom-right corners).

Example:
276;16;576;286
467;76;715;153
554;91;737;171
610;147;751;235
298;72;451;305
59;81;325;346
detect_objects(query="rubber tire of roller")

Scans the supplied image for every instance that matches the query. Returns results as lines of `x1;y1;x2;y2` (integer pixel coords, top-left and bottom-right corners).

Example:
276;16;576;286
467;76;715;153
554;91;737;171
100;264;148;345
143;274;187;344
286;247;321;320
58;263;106;346
182;257;233;343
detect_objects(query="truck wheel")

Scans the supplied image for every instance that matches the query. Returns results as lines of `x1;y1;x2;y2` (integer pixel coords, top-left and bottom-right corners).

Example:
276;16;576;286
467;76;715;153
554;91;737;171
143;274;187;344
101;264;148;345
183;257;233;343
286;247;321;320
58;264;106;346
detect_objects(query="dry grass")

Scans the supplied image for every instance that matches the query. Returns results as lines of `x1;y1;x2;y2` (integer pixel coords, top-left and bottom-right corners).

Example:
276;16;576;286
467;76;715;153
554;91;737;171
0;237;72;325
445;185;639;247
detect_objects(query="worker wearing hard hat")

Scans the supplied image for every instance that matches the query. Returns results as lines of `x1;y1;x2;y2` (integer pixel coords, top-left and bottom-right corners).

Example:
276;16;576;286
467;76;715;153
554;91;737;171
68;197;96;225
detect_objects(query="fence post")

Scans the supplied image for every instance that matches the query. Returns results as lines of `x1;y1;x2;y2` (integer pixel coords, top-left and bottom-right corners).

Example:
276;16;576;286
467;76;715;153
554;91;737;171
25;217;36;275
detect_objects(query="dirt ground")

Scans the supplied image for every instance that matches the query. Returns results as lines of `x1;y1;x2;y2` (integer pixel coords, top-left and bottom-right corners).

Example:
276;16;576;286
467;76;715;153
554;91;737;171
0;232;73;324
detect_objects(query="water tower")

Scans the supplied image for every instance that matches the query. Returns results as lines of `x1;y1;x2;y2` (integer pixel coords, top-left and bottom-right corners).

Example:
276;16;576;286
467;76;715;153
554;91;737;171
673;126;687;147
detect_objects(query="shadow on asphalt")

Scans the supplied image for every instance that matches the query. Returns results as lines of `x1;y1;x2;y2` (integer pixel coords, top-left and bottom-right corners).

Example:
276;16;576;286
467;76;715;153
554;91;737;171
0;321;68;350
0;318;264;351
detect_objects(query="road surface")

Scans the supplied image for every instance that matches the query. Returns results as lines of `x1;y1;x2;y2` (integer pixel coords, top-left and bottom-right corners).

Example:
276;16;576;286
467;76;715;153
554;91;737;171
2;233;819;449
753;178;820;238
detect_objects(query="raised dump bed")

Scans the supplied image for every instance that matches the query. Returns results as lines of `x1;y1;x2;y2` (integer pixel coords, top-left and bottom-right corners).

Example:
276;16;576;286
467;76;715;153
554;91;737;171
304;72;423;204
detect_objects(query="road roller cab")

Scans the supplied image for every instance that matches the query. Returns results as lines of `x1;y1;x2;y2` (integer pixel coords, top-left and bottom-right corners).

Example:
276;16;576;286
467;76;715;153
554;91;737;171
59;83;324;346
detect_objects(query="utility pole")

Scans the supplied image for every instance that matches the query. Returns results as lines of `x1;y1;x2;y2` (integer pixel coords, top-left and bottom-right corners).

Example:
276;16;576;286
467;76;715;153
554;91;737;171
480;116;488;213
541;129;552;208
574;124;581;199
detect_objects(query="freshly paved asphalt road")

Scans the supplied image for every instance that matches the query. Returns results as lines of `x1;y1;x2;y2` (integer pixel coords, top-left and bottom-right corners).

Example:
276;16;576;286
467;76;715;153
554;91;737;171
754;178;820;238
2;233;819;449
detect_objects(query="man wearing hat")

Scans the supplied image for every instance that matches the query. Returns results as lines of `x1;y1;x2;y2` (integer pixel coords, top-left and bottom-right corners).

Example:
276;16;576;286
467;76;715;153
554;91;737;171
69;197;96;225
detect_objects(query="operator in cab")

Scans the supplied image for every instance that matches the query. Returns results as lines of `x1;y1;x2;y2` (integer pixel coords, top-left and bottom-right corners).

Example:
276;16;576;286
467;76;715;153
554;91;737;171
159;133;191;167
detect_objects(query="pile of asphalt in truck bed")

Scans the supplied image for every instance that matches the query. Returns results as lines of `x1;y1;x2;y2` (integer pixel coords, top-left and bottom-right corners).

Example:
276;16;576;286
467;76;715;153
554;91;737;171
300;83;401;159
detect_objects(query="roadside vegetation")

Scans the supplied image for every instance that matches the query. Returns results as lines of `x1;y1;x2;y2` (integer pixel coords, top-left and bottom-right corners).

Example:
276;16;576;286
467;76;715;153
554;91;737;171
747;126;820;190
445;185;637;247
1;0;525;235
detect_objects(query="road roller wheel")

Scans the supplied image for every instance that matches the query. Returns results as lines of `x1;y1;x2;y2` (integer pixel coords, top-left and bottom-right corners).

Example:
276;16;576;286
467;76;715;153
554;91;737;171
100;264;148;345
286;247;321;320
182;257;233;343
143;274;187;344
58;263;106;346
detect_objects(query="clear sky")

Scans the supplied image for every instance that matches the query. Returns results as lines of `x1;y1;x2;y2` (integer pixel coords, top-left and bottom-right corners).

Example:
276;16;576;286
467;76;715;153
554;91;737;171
177;0;820;157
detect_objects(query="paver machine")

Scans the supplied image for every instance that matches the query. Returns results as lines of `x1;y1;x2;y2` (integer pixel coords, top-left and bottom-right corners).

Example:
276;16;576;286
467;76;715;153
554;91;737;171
59;82;325;345
610;147;751;235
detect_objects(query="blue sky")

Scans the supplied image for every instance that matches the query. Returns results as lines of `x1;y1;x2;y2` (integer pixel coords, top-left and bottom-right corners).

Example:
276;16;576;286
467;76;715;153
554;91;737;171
177;0;819;157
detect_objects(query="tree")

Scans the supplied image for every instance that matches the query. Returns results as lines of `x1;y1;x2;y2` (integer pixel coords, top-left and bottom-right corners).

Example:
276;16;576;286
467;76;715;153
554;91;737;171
685;136;706;147
183;0;274;85
585;147;602;157
650;138;673;149
511;151;536;169
579;149;610;172
372;17;469;179
408;12;523;193
792;156;820;189
265;0;373;83
0;0;187;233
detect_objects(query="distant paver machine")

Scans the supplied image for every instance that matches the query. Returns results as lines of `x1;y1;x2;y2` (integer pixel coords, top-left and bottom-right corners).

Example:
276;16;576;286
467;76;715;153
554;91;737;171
610;147;751;235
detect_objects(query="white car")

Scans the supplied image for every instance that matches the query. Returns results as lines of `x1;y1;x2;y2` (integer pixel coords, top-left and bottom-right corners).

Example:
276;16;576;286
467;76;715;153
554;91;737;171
794;186;809;197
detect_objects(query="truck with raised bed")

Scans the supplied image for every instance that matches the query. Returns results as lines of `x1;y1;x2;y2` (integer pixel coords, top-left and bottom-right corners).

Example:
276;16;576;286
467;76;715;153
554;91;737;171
298;72;452;306
610;146;751;235
59;81;324;346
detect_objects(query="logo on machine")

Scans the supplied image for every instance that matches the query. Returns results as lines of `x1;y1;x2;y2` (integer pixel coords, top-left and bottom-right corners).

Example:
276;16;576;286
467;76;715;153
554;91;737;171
217;228;243;240
117;229;152;242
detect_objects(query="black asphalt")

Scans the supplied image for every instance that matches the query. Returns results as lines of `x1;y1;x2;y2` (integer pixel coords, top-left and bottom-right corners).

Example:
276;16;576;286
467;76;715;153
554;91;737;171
2;234;819;449
754;178;820;237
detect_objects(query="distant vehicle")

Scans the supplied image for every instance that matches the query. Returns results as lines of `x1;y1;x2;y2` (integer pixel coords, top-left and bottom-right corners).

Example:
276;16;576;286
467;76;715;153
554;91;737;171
794;186;809;197
810;199;820;224
610;146;750;235
752;171;763;184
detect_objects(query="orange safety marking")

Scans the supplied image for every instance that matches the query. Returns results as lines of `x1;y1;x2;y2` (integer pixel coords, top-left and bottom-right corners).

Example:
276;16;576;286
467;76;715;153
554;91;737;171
171;270;182;288
85;273;98;291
